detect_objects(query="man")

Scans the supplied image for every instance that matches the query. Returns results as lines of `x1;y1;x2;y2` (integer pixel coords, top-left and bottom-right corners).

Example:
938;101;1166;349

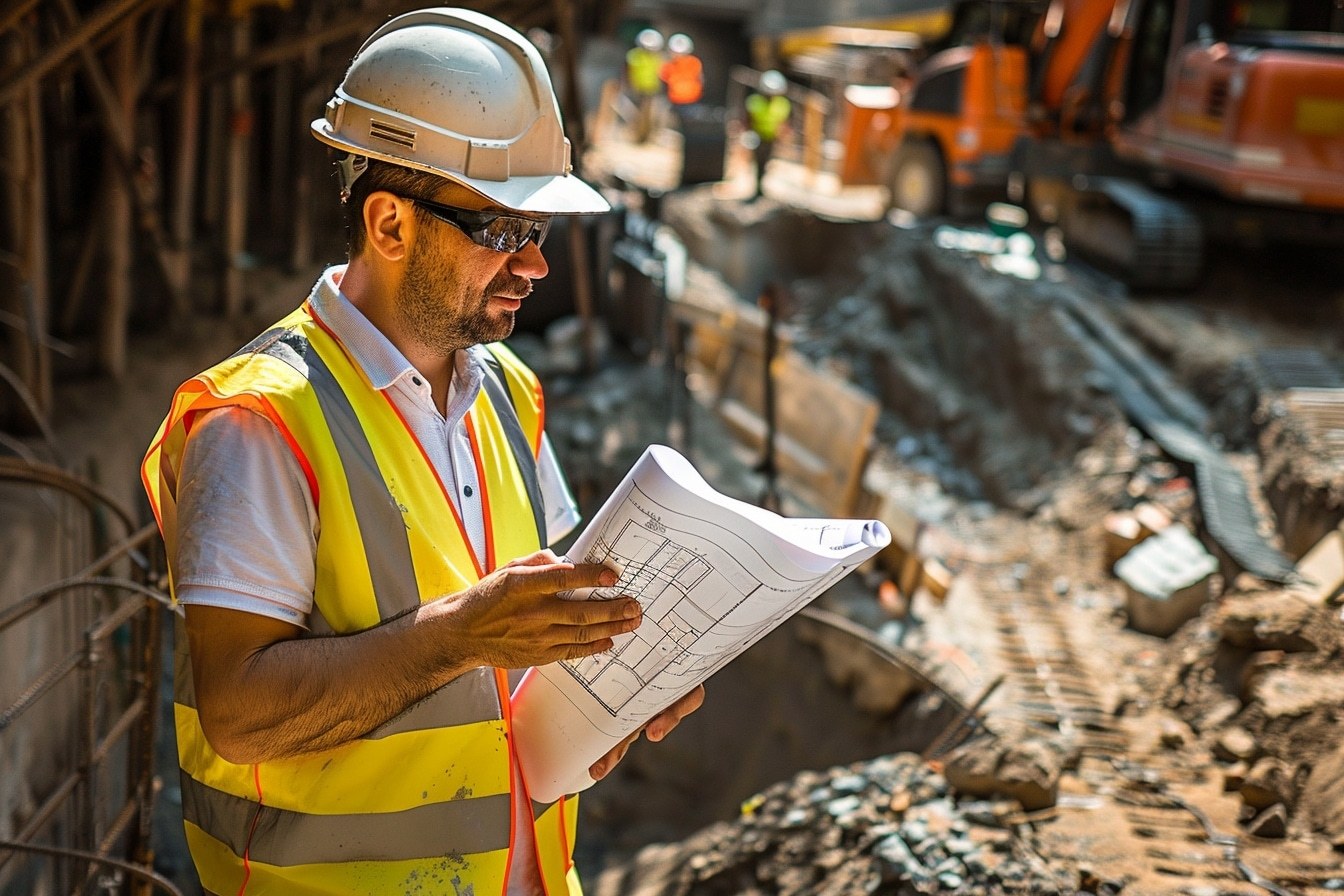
142;9;702;895
659;33;703;108
625;27;664;142
746;70;791;199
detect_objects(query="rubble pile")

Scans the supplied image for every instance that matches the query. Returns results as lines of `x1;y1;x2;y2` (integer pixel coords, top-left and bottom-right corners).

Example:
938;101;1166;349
1158;589;1344;846
596;754;1078;896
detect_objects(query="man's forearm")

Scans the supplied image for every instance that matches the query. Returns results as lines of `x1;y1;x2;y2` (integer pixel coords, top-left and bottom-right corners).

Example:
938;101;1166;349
189;556;640;765
191;602;475;764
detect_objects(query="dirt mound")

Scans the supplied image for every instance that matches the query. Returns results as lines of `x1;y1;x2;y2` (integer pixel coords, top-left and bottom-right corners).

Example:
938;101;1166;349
1160;589;1344;845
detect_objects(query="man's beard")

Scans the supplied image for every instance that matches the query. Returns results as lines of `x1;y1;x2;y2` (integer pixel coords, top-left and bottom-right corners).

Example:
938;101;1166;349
396;242;531;355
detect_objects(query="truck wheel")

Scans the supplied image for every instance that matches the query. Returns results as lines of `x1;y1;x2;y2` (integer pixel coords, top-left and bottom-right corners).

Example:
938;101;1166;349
889;140;946;217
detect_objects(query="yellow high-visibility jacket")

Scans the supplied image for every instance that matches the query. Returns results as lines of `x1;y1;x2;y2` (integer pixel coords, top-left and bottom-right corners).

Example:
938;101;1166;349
142;301;581;896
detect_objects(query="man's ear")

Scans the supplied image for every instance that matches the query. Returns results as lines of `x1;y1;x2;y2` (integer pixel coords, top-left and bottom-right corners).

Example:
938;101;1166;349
362;192;413;263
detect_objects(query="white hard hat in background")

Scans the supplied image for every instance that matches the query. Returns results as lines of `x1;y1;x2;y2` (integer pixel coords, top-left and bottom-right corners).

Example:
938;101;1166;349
636;28;664;51
668;33;693;55
311;7;608;215
760;70;787;96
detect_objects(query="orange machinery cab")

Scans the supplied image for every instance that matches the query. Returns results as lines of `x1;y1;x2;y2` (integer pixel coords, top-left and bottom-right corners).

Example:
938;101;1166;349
841;39;1030;213
1112;37;1344;212
901;42;1031;192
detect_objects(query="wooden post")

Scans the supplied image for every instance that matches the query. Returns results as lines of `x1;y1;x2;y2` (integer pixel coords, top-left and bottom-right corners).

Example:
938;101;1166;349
23;47;51;414
170;0;204;311
269;60;294;253
1;24;52;426
223;14;252;316
53;0;186;320
549;0;586;153
291;57;322;272
100;23;137;378
803;93;825;181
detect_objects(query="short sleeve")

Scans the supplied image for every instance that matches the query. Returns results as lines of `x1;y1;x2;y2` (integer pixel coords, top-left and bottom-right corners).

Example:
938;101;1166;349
173;406;318;626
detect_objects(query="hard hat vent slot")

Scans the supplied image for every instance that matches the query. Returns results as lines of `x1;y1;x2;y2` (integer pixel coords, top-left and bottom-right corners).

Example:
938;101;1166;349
369;120;417;150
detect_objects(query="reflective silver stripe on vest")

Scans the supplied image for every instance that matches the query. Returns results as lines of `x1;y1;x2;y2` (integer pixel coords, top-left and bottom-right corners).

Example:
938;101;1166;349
481;347;546;546
180;774;511;866
367;667;501;738
245;328;419;620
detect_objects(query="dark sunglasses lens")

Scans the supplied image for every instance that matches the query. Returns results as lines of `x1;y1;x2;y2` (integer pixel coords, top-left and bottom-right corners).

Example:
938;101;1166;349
480;216;549;252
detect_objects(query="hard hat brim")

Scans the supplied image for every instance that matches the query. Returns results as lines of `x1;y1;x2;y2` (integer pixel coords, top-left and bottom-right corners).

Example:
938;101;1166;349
312;119;611;216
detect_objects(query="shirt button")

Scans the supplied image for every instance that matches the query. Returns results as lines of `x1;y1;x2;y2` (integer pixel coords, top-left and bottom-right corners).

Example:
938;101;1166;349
411;376;422;386
464;485;474;497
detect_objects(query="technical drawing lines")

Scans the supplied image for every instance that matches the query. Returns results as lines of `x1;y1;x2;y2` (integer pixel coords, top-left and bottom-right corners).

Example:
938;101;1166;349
563;515;804;719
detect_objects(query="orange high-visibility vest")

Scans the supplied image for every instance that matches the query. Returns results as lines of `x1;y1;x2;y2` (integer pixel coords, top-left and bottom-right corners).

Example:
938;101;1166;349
661;54;703;105
142;301;581;896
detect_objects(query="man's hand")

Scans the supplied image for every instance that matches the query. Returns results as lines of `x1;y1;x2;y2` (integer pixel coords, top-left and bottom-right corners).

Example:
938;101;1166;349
185;550;641;765
431;550;643;670
587;685;706;782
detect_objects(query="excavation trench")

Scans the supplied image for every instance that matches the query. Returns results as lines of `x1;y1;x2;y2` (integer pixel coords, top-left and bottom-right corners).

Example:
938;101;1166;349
559;189;1342;884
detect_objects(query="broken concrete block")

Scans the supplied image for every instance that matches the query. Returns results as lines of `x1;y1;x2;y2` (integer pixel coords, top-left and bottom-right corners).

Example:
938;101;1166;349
943;738;1060;812
1240;757;1292;810
1212;726;1257;763
1158;716;1193;749
920;557;953;602
1222;761;1249;792
1245;802;1288;839
1134;502;1173;537
1115;525;1219;637
1239;649;1287;702
1217;593;1316;652
1299;741;1344;846
1290;527;1344;605
1102;511;1144;569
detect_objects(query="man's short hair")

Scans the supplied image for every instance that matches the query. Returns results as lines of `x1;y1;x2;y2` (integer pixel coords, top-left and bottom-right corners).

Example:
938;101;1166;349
341;157;451;256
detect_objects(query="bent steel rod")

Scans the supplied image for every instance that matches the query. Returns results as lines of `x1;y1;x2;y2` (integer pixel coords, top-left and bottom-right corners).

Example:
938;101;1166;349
0;840;184;896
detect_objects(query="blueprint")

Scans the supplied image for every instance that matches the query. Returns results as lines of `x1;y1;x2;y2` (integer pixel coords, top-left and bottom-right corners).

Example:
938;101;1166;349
511;444;889;802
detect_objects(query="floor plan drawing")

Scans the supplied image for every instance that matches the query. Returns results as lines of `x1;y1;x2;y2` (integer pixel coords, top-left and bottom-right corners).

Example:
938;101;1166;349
510;445;889;802
565;503;815;720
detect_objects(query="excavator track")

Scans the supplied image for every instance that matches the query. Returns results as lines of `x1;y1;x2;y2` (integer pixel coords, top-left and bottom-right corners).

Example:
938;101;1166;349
1063;177;1204;291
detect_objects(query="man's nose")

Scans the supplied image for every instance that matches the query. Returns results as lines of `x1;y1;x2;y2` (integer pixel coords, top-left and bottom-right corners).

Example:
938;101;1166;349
510;238;549;280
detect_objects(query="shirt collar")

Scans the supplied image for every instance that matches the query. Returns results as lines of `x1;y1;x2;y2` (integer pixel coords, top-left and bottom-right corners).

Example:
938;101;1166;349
309;265;487;411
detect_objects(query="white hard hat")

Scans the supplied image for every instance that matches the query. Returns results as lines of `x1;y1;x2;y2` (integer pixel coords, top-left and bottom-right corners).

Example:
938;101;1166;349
636;28;664;51
760;70;787;96
311;8;608;215
668;33;693;55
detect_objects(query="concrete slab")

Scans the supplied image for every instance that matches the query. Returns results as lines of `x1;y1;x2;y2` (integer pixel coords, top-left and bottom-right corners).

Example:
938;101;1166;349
1115;525;1219;637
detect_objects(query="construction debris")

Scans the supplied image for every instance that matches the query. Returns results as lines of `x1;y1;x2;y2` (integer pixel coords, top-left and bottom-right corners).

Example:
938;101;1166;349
1114;524;1220;637
593;754;1078;896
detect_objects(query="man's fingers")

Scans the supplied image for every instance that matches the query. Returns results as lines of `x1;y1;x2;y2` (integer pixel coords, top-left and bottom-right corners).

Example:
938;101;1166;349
503;560;619;595
500;549;563;569
589;729;641;781
646;685;705;742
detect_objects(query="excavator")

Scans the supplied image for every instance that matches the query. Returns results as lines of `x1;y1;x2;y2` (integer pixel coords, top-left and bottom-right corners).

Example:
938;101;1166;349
846;0;1344;288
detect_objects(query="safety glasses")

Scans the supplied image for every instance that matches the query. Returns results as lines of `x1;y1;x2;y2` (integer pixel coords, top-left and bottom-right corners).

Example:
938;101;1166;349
400;194;551;253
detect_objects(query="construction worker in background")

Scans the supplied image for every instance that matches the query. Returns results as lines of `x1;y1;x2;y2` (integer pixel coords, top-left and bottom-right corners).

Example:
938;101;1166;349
746;69;792;199
661;33;703;108
142;9;703;895
626;27;665;142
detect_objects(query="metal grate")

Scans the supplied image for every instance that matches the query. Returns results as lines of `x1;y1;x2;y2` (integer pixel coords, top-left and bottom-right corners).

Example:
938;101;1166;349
1256;347;1344;391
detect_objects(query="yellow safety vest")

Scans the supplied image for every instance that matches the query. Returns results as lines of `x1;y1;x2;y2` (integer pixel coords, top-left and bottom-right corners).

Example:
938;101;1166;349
746;93;791;142
626;47;662;96
142;302;582;896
